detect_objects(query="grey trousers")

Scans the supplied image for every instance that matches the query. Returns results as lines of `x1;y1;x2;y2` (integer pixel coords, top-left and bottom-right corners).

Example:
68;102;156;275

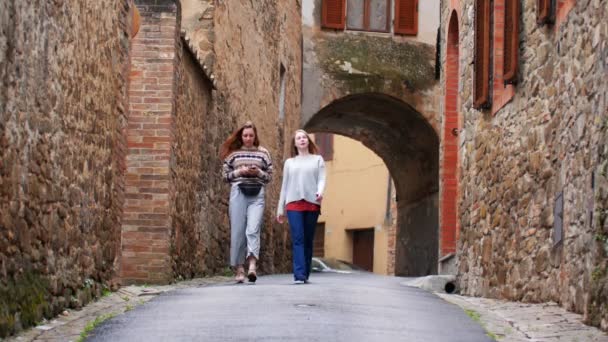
229;183;265;266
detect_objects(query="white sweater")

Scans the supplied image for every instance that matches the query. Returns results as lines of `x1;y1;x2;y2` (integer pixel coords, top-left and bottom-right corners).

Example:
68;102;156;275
276;154;326;216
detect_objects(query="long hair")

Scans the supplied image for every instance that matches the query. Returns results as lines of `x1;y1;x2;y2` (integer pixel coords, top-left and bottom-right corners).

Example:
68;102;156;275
290;129;319;157
220;121;260;159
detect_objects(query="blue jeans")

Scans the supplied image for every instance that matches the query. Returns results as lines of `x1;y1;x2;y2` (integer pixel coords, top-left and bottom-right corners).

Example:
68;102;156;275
286;210;320;281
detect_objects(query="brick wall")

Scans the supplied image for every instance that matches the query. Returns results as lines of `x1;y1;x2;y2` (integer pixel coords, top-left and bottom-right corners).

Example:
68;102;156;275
0;0;131;337
121;0;179;284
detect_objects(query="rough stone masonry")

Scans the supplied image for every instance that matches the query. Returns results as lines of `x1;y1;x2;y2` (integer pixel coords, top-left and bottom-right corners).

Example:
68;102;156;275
0;0;132;337
440;0;608;330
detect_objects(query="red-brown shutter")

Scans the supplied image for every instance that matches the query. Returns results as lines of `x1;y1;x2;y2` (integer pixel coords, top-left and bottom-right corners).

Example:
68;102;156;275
394;0;418;35
504;0;519;83
474;0;491;109
537;0;551;24
322;0;346;30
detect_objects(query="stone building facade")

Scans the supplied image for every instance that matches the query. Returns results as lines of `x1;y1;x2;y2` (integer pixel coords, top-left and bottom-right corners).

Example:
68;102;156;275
300;0;445;277
439;0;608;330
0;0;301;336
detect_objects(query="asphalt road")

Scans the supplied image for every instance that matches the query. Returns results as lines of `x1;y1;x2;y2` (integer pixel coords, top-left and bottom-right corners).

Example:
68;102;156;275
88;272;493;342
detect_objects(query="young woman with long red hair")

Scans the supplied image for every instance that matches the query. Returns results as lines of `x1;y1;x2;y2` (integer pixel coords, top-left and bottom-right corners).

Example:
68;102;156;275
221;121;273;283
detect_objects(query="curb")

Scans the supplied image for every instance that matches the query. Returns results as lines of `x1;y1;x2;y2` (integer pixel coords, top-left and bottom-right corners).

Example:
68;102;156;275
5;276;232;342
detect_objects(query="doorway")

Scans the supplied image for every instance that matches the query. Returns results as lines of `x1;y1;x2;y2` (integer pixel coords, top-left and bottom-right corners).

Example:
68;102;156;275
350;228;375;272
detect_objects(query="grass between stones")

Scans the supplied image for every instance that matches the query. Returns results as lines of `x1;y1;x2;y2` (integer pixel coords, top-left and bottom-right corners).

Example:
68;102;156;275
465;309;498;341
76;312;117;342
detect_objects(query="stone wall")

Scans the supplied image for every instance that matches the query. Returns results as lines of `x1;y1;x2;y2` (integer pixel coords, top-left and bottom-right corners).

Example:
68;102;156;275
0;0;131;337
440;0;608;330
170;40;224;278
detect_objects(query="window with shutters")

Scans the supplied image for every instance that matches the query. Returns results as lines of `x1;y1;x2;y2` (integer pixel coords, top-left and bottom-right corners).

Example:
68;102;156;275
322;0;346;29
394;0;418;35
537;0;554;25
315;133;334;161
474;0;491;109
503;0;519;84
346;0;390;33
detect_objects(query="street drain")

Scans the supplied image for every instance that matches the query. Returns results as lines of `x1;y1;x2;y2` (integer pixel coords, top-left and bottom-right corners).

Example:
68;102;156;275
295;303;316;308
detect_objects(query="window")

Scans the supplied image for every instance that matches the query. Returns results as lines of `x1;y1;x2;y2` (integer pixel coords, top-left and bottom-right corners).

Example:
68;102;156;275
503;0;519;84
321;0;418;35
346;0;390;33
315;133;334;161
473;0;491;109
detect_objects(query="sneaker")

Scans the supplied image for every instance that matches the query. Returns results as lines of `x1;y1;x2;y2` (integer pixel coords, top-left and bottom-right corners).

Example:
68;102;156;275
293;280;305;285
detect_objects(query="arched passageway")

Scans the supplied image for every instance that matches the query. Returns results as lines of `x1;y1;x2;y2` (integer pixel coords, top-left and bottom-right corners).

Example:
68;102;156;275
305;93;439;276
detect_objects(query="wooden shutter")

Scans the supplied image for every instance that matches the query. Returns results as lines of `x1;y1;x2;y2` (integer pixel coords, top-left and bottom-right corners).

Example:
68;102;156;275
473;0;491;109
322;0;346;29
394;0;418;35
504;0;519;83
537;0;552;25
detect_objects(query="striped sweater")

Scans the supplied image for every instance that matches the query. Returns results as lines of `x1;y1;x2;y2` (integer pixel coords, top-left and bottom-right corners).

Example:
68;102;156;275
222;146;273;185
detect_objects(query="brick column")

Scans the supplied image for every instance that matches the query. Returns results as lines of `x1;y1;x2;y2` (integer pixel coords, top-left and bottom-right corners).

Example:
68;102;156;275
121;0;178;284
441;11;460;257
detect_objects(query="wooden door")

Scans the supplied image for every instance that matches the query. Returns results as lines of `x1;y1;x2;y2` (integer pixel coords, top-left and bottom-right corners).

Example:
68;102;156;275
352;229;374;272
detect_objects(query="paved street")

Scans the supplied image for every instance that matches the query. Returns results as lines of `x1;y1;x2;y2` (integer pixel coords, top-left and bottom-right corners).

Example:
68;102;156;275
86;273;491;342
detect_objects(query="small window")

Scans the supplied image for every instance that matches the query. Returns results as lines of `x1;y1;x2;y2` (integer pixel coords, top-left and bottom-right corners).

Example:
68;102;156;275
473;0;491;109
346;0;390;33
315;133;334;161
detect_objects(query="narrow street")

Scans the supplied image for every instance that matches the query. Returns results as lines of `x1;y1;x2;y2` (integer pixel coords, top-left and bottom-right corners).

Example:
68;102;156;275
87;273;491;342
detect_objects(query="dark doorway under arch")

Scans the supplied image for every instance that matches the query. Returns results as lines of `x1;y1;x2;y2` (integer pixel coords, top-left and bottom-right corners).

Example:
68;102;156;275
305;93;439;276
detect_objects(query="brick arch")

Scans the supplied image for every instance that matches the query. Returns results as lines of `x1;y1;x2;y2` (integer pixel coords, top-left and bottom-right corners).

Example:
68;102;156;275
305;93;439;276
440;10;460;263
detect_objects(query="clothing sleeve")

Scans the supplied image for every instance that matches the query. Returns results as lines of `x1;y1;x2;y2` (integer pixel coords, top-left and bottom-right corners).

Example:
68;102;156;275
277;159;290;216
222;155;240;183
258;148;273;184
316;156;326;196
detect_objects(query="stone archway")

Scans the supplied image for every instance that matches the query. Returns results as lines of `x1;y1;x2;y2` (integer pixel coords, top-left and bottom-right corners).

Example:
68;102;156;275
305;93;439;276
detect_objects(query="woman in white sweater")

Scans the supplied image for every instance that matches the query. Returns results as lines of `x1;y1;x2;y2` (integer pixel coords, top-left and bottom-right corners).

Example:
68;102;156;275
277;129;326;284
